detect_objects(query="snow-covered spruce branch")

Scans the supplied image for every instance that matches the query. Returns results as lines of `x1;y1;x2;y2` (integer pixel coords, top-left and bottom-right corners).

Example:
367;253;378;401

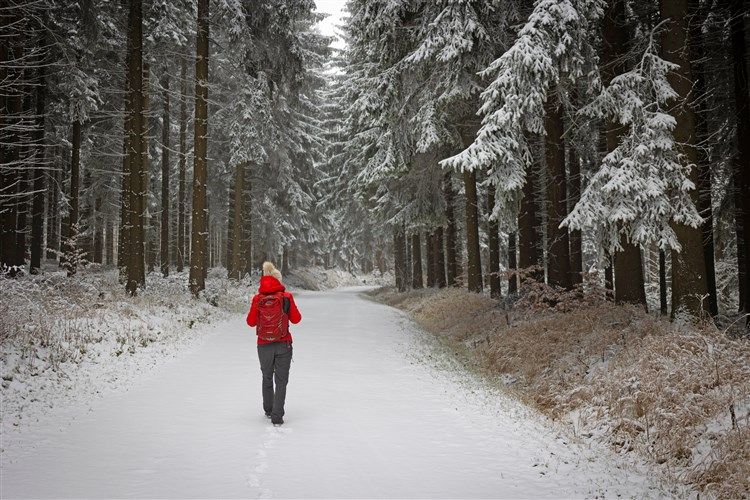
433;0;603;230
440;0;604;177
563;26;702;254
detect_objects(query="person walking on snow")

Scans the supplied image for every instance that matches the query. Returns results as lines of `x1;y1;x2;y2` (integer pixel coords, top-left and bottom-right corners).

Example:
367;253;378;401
246;261;302;426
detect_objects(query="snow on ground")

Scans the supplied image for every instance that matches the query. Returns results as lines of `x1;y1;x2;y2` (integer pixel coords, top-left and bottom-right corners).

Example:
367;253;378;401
2;286;690;499
1;268;248;440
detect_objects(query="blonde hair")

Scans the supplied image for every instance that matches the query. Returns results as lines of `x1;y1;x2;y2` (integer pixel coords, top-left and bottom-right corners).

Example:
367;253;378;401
263;261;282;281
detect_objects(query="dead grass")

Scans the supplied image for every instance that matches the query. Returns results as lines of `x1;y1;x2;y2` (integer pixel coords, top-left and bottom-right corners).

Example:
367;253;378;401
372;285;750;499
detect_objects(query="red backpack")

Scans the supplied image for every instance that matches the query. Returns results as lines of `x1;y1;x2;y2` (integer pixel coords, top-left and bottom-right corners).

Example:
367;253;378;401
256;291;290;341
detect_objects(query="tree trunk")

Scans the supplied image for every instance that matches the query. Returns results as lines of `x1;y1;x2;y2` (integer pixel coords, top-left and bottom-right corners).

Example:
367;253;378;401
189;0;210;296
444;170;458;286
394;226;407;292
177;53;187;273
226;174;235;276
78;168;94;262
66;120;82;277
689;0;717;316
47;153;61;260
434;226;446;288
160;72;170;277
519;164;542;280
730;0;750;319
464;168;482;292
425;230;435;287
568;92;583;287
603;0;647;306
0;32;22;275
30;53;46;274
660;249;668;315
487;183;501;298
508;231;518;294
228;163;244;280
125;0;145;295
404;234;412;286
119;87;130;280
143;63;156;275
105;218;114;265
14;85;34;272
15;144;29;272
661;0;709;318
544;94;571;290
93;196;103;263
411;233;423;289
242;163;253;277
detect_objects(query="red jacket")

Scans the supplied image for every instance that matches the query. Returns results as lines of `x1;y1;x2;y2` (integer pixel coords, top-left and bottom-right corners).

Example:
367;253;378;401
246;275;301;344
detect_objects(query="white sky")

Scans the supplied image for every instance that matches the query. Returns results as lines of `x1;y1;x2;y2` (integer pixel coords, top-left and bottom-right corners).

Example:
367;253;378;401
314;0;347;49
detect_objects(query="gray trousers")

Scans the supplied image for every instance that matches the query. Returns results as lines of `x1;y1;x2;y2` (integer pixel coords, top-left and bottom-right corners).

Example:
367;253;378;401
257;342;293;421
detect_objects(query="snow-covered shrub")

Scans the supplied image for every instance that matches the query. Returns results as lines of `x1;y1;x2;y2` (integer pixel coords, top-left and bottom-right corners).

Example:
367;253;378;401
511;271;609;313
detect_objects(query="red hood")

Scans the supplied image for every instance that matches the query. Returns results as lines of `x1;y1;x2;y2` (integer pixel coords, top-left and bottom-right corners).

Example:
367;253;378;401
258;275;286;294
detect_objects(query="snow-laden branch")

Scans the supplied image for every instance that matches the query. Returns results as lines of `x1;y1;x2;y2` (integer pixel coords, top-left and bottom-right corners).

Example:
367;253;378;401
563;26;702;253
440;0;604;176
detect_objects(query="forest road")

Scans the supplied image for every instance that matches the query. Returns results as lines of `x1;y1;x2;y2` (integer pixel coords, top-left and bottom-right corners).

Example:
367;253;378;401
1;287;681;499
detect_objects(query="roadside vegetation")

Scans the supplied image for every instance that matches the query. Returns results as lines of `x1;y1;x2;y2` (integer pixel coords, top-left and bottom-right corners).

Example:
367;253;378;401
370;285;750;499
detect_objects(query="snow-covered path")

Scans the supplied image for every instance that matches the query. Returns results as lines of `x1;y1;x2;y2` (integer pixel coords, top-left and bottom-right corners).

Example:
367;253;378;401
2;288;677;499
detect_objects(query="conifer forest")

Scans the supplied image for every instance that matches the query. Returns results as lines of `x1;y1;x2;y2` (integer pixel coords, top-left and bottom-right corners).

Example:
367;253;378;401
1;0;749;327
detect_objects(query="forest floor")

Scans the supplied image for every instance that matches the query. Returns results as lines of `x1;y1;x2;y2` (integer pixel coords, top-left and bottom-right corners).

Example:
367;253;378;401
370;284;750;499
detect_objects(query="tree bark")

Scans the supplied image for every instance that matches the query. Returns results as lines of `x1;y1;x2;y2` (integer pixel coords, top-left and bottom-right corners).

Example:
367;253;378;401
125;0;145;295
15;83;34;272
425;231;435;286
160;72;170;277
105;218;113;265
519;164;542;280
143;63;156;275
15;142;29;272
242;163;253;277
487;183;501;298
568;92;583;287
47;152;61;260
394;226;407;292
189;0;210;296
690;0;717;316
119;83;131;280
30;49;46;274
729;0;750;319
177;53;187;272
93;195;103;263
434;226;446;288
228;163;244;280
508;231;518;294
464;168;482;292
661;0;709;318
443;170;458;286
660;249;668;315
411;233;423;289
0;29;22;275
544;93;571;290
66;120;82;277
